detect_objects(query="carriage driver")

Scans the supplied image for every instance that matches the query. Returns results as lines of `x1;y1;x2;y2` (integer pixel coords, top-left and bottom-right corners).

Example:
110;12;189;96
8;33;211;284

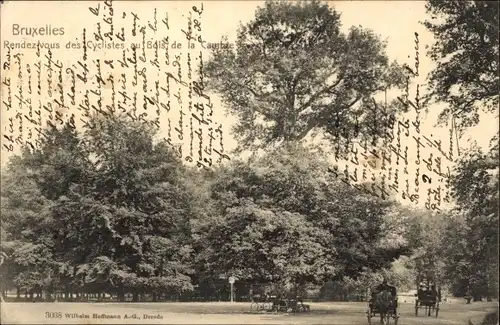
371;278;398;308
374;278;390;293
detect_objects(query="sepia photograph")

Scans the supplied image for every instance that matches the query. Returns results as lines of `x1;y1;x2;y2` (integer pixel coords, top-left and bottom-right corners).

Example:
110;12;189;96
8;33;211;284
0;0;498;324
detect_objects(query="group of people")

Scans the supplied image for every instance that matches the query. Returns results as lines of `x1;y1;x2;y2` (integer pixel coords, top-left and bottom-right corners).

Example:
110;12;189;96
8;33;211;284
370;278;440;302
369;278;442;311
417;282;440;302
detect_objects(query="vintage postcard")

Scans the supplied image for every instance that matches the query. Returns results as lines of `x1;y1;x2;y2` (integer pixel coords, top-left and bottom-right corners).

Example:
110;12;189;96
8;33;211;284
0;0;498;324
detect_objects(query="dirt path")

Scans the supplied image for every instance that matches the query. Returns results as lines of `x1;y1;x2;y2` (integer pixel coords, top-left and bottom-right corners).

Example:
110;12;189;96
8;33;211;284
1;301;497;324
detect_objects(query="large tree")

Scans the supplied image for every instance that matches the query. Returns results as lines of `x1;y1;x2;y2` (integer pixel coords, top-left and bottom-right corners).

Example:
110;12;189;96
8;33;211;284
423;0;499;129
1;116;198;302
194;145;408;293
205;0;406;152
50;115;196;301
0;152;55;300
443;137;499;300
0;121;88;301
423;0;499;300
403;208;448;288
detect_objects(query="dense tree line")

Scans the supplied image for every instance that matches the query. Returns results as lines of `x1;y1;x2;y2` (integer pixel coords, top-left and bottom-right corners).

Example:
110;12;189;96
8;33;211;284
0;116;410;301
0;0;497;304
1;117;196;301
2;114;495;302
423;0;499;302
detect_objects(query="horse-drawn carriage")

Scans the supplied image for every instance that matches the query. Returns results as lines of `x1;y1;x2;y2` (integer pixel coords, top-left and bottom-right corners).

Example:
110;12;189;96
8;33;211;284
414;283;440;317
367;285;399;325
250;294;310;313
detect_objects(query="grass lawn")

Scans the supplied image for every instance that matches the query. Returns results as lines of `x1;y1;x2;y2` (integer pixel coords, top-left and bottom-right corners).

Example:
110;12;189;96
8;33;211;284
1;300;497;324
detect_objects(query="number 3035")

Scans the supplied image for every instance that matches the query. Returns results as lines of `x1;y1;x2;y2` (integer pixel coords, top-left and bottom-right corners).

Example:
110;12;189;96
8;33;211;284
45;312;62;318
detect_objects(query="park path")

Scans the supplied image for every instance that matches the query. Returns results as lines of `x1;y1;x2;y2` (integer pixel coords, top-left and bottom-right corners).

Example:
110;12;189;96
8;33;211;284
1;301;497;324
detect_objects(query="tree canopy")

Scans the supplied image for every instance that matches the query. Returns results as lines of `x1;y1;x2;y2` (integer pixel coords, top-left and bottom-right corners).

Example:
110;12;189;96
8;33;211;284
421;0;499;300
442;137;499;299
423;0;499;129
194;145;409;291
1;0;497;305
205;0;406;152
1;116;197;301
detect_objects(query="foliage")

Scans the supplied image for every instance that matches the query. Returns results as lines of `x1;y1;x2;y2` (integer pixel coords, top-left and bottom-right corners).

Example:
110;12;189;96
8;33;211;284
319;256;415;301
442;138;499;299
194;144;408;289
423;0;499;129
423;0;499;299
205;0;406;152
402;208;448;287
3;1;497;303
1;144;66;296
0;116;197;300
450;137;498;219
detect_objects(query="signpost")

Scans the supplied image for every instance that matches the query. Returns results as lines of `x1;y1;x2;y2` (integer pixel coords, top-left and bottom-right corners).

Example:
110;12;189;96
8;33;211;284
229;276;235;302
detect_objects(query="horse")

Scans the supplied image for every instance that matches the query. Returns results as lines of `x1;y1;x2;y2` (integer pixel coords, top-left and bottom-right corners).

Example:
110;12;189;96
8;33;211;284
423;289;438;316
372;289;394;324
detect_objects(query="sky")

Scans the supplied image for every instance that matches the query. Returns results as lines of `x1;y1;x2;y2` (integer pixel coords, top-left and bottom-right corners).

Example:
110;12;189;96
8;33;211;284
1;1;498;209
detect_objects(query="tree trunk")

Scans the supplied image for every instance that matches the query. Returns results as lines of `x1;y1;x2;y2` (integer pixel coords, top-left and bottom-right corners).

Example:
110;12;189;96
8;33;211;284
16;286;20;299
132;291;139;302
118;286;125;302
